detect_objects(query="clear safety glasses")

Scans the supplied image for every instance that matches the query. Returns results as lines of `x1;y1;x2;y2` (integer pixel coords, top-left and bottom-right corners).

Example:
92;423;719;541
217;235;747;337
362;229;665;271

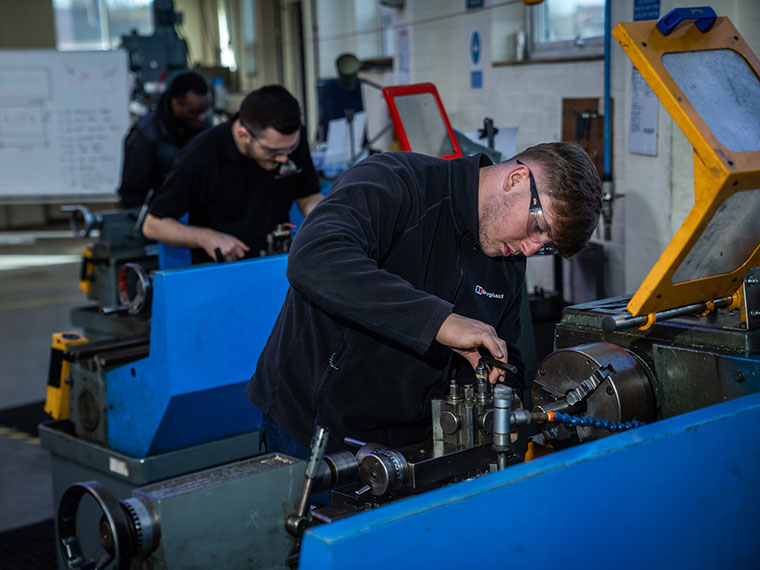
242;123;300;158
517;159;557;256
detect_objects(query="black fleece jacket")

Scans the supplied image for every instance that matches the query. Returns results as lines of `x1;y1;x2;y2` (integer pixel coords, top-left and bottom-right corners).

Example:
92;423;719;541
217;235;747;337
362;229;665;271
246;152;526;450
118;93;208;208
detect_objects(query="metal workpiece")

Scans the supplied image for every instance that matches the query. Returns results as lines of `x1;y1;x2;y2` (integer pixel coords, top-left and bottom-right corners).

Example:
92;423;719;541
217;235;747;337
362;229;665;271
532;342;655;444
510;409;533;426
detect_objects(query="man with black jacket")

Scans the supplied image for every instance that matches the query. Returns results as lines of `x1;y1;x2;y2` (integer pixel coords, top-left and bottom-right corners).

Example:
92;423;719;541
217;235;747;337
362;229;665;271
142;85;322;264
247;142;602;457
118;71;210;208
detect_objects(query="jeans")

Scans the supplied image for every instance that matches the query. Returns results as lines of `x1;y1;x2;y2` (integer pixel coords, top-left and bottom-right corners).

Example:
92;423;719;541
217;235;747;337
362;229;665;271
259;414;333;506
260;414;310;460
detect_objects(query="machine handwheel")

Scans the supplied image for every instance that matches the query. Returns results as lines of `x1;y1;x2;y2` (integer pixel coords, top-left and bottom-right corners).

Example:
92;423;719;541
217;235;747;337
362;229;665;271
117;262;152;315
57;481;134;570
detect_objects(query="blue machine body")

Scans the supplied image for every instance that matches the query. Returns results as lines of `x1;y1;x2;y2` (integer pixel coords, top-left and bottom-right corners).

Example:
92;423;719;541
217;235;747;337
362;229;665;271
300;392;760;569
104;255;289;457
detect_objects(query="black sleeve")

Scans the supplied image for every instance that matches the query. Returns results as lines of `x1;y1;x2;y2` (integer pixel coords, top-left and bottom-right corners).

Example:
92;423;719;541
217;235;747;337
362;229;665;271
286;157;453;355
117;127;156;208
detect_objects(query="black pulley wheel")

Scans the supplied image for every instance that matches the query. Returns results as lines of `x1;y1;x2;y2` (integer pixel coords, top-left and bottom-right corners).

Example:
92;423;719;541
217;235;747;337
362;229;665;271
57;481;133;570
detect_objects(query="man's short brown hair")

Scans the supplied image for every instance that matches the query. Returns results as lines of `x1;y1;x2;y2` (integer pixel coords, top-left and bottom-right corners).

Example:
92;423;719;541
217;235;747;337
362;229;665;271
514;142;602;257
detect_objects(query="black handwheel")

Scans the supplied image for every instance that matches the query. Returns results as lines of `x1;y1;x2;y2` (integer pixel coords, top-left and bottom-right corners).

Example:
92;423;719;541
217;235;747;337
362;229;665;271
57;481;134;570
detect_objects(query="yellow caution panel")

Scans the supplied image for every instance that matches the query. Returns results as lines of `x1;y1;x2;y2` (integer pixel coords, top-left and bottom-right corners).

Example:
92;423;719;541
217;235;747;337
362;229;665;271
45;331;88;420
614;16;760;316
78;246;94;295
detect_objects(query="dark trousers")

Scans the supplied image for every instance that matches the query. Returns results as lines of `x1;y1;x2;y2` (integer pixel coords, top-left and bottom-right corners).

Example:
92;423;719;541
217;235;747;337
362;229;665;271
260;414;310;460
259;414;334;506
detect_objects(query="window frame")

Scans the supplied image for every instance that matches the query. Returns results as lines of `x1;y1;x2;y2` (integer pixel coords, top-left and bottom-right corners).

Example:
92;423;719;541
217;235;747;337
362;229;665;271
527;0;605;62
53;0;154;51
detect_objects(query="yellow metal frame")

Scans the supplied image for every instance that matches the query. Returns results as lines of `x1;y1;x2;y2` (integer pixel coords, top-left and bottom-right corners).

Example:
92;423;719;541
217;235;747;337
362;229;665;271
614;17;760;316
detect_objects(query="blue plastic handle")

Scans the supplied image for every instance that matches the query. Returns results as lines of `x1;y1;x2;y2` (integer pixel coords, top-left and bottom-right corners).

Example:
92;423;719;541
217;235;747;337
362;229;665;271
657;6;717;36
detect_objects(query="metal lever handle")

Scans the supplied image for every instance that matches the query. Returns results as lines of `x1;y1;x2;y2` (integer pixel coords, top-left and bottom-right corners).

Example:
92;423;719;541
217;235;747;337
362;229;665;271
601;295;733;332
59;204;102;238
286;426;329;537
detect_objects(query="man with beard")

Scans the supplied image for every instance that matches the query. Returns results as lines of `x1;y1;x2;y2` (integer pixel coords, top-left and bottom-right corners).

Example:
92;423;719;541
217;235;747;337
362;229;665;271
247;142;602;457
142;85;322;264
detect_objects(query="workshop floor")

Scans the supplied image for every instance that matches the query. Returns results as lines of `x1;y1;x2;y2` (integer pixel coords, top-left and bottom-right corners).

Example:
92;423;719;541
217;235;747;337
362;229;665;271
0;229;88;569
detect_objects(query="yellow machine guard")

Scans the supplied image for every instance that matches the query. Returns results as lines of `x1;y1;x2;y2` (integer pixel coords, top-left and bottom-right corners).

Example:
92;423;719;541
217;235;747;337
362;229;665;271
45;331;89;420
614;16;760;317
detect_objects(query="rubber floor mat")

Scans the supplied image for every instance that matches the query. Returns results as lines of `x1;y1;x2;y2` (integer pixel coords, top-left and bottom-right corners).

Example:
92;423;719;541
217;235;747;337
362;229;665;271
0;518;56;570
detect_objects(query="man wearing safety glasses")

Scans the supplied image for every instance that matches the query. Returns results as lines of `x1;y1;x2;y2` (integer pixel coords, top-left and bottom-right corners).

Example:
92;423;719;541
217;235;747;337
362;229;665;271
143;85;322;264
247;142;602;458
118;71;211;209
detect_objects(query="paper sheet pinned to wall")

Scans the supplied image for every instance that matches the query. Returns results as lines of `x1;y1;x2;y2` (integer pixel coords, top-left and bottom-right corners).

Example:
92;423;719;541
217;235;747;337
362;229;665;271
628;68;659;156
321;111;367;175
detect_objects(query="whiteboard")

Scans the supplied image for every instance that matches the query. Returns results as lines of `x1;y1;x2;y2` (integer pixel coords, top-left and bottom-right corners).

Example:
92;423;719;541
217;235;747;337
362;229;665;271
0;49;129;200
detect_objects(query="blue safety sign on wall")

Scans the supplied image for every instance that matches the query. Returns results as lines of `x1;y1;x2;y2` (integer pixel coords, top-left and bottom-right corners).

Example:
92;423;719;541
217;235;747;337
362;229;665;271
469;29;482;89
634;0;660;21
470;30;481;66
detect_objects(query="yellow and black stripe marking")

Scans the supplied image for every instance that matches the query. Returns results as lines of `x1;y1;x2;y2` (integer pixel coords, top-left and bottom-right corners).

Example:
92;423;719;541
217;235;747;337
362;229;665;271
0;425;40;446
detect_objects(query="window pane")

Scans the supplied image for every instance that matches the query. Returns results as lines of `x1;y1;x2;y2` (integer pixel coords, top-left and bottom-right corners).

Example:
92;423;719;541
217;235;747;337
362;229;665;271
54;0;153;51
540;0;605;43
54;0;106;50
106;0;153;48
